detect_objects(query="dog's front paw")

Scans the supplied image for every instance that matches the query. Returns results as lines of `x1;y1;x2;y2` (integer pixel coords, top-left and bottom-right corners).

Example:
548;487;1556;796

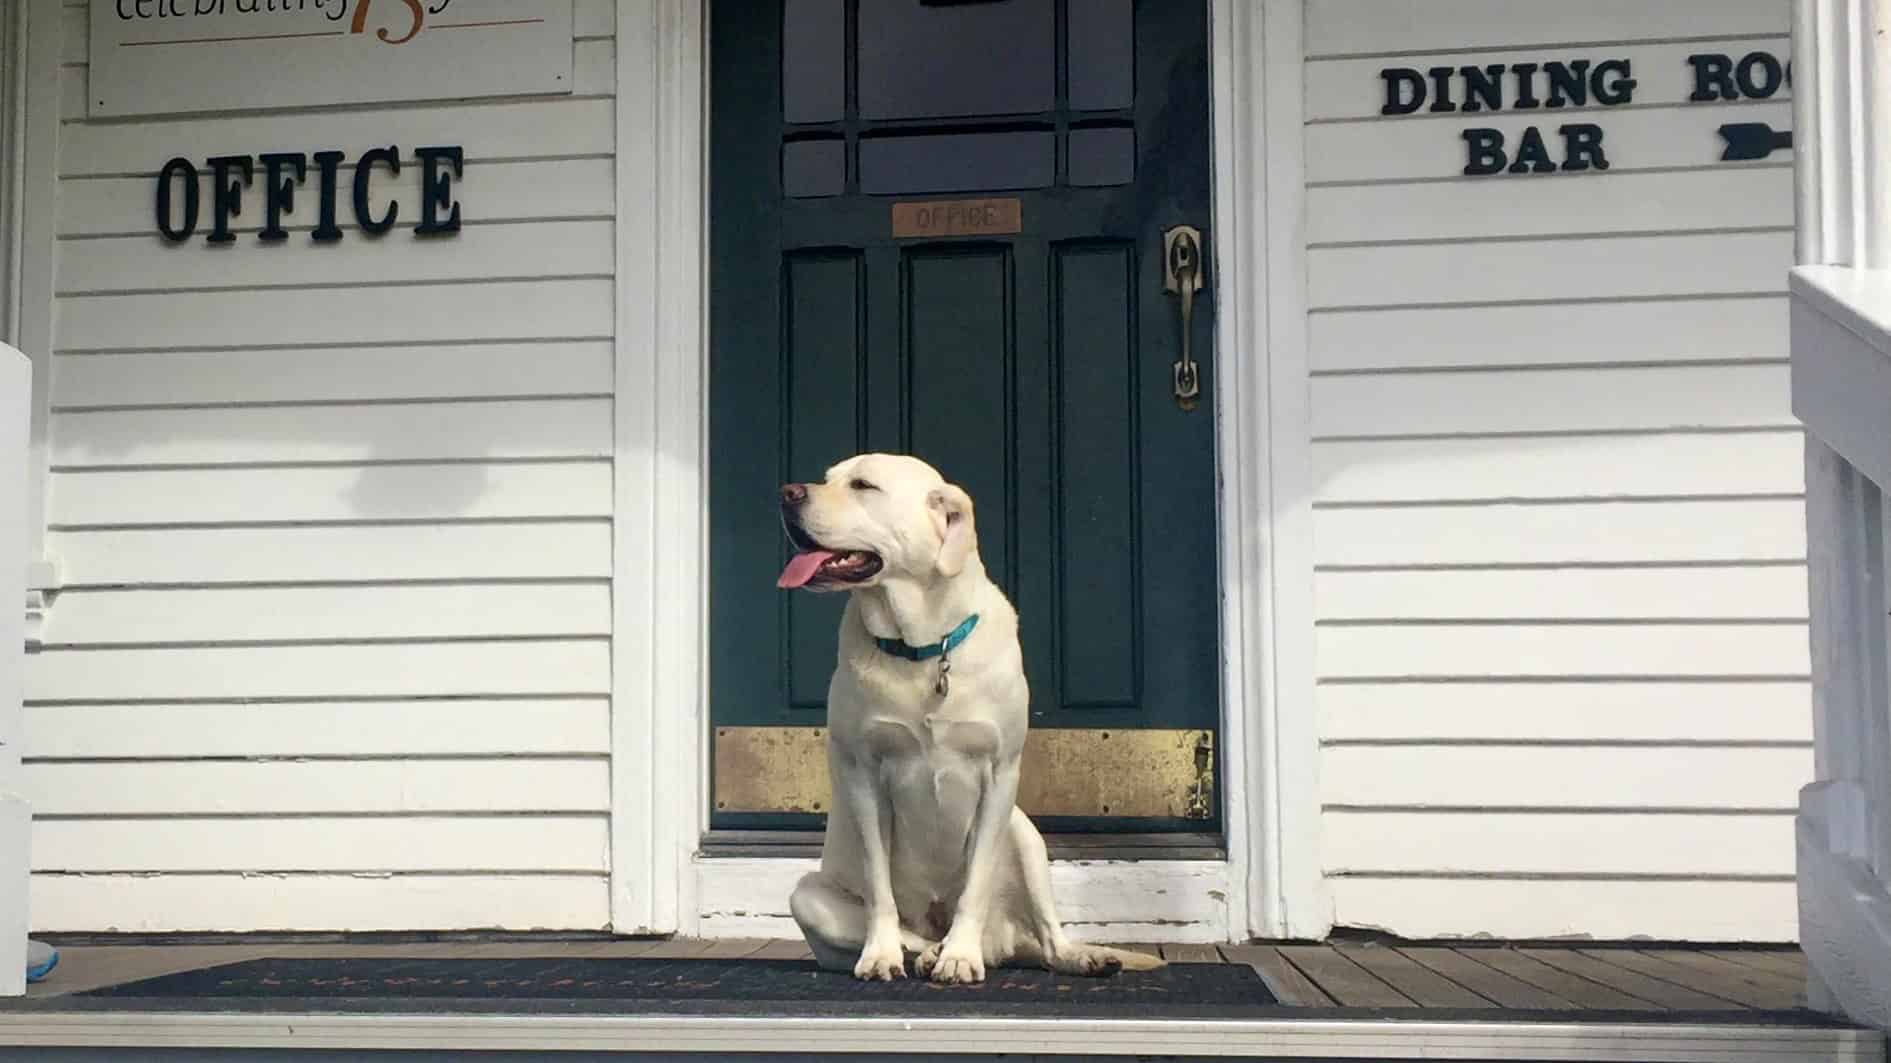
853;939;907;981
915;942;943;977
928;942;986;985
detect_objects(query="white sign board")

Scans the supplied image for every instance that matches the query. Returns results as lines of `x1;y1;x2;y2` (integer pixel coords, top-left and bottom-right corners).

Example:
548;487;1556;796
88;0;573;117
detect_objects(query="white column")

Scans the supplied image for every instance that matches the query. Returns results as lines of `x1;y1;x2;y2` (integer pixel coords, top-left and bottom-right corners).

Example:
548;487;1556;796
0;346;30;997
1792;0;1891;1029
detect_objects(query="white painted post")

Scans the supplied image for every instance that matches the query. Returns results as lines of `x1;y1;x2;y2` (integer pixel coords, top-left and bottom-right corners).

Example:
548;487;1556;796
1790;0;1891;1028
0;345;29;997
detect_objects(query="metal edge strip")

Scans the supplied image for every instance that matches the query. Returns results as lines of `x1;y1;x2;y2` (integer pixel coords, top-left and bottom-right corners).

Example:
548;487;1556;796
0;1013;1878;1060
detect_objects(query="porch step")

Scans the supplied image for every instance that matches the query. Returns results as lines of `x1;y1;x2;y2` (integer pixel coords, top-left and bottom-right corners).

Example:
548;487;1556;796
0;1008;1880;1061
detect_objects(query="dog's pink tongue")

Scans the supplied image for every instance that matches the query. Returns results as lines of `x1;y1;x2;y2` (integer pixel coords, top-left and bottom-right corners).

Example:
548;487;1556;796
777;550;837;589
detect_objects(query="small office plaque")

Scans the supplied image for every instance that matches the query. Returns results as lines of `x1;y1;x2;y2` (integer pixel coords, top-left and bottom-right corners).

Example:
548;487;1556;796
892;197;1023;239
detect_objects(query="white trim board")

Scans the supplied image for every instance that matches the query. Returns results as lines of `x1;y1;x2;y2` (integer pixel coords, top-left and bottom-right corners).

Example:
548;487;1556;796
14;0;58;569
609;0;708;936
0;1012;1877;1061
618;0;1325;942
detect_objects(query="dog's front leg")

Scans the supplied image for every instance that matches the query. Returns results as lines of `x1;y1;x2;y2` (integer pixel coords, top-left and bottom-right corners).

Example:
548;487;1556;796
923;755;1020;984
833;750;906;981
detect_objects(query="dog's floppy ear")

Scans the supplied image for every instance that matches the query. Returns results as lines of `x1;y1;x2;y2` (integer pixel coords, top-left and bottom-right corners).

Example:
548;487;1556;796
927;483;976;579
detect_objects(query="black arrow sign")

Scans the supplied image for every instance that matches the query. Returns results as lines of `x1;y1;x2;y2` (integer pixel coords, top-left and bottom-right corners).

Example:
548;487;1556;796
1719;122;1794;161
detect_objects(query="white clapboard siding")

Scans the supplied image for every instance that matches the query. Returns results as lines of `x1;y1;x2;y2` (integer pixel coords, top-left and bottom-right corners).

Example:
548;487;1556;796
25;759;611;816
1310;231;1790;309
1305;0;1804;943
61;158;615;237
25;641;610;702
1328;879;1797;943
34;816;611;874
1308;102;1791;184
52;342;613;408
47;522;611;586
1310;167;1794;245
60;220;611;295
1313;430;1804;503
1311;296;1786;372
1322;746;1811;810
1314;500;1806;567
52;399;612;467
1316;622;1808;679
40;584;612;646
1311;365;1793;438
24;700;611;758
1324;811;1795;876
30;874;611;933
1315;566;1810;621
60;98;614;176
1307;38;1791;122
49;461;611;526
58;278;615;352
40;1;623;935
1306;0;1791;59
1319;681;1813;743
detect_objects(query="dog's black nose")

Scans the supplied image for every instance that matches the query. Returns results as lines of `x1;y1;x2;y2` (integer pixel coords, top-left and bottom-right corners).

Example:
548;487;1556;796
780;483;809;506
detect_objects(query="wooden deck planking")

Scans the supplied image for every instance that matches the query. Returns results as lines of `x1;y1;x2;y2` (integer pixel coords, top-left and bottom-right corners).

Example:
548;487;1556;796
1522;948;1748;1010
1591;948;1792;1010
1646;948;1808;1008
1335;944;1497;1008
1220;944;1337;1006
752;939;815;961
1711;947;1809;980
636;937;725;959
1399;947;1579;1010
1160;943;1224;964
1273;945;1415;1007
1460;947;1665;1011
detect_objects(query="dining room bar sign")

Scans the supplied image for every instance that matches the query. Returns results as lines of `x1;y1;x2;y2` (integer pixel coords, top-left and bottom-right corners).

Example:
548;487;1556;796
1375;49;1792;176
89;0;574;118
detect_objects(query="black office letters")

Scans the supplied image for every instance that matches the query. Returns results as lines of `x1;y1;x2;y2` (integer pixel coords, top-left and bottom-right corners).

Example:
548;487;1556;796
151;143;465;244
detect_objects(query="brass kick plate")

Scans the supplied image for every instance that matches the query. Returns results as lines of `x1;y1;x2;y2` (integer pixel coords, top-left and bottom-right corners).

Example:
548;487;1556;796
714;727;1214;819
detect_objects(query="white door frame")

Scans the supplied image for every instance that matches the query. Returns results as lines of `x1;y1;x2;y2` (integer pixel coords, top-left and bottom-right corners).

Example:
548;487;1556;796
609;0;1327;943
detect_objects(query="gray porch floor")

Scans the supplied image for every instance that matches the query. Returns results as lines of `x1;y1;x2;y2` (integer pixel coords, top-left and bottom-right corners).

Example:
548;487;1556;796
15;937;1815;1012
0;938;1878;1061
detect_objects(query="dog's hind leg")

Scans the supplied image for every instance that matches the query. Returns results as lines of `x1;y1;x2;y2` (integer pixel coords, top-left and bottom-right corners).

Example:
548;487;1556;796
789;872;934;972
1005;810;1164;976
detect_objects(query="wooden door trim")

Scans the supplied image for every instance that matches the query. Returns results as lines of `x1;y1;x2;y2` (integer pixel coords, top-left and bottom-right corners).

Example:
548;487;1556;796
616;0;1328;942
609;0;710;937
1207;0;1330;940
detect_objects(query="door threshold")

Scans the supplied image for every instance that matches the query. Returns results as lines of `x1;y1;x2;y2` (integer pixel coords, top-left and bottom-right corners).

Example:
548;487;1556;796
699;830;1227;861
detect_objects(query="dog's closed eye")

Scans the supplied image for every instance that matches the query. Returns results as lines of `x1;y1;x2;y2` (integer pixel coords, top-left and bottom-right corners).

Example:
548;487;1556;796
849;478;878;492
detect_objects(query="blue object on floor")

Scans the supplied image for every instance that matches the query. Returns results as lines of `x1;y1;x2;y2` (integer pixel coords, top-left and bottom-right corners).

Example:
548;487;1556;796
26;939;57;983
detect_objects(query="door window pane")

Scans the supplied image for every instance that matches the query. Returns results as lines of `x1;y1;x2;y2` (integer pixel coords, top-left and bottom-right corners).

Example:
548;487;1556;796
860;130;1053;194
784;138;846;198
1067;0;1134;111
858;0;1054;120
1068;126;1135;186
783;0;846;123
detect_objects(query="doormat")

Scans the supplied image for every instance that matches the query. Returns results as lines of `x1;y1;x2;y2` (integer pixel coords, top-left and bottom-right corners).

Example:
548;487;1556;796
80;956;1277;1012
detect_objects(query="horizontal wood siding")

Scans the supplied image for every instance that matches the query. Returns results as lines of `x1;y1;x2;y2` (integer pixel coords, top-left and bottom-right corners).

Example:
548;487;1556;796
1305;1;1807;941
25;1;618;931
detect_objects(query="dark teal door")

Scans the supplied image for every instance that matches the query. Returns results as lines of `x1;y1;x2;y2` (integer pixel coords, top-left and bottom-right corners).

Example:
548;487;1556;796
710;0;1219;834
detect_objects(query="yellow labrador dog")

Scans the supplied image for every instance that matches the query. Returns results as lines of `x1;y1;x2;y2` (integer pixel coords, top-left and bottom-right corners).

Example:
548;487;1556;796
776;453;1163;984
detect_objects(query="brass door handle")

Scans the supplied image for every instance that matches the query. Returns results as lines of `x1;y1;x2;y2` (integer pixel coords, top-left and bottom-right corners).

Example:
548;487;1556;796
1163;225;1204;411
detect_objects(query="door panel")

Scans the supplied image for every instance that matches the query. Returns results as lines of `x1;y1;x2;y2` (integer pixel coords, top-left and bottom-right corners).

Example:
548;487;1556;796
1055;243;1139;710
710;0;1219;832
